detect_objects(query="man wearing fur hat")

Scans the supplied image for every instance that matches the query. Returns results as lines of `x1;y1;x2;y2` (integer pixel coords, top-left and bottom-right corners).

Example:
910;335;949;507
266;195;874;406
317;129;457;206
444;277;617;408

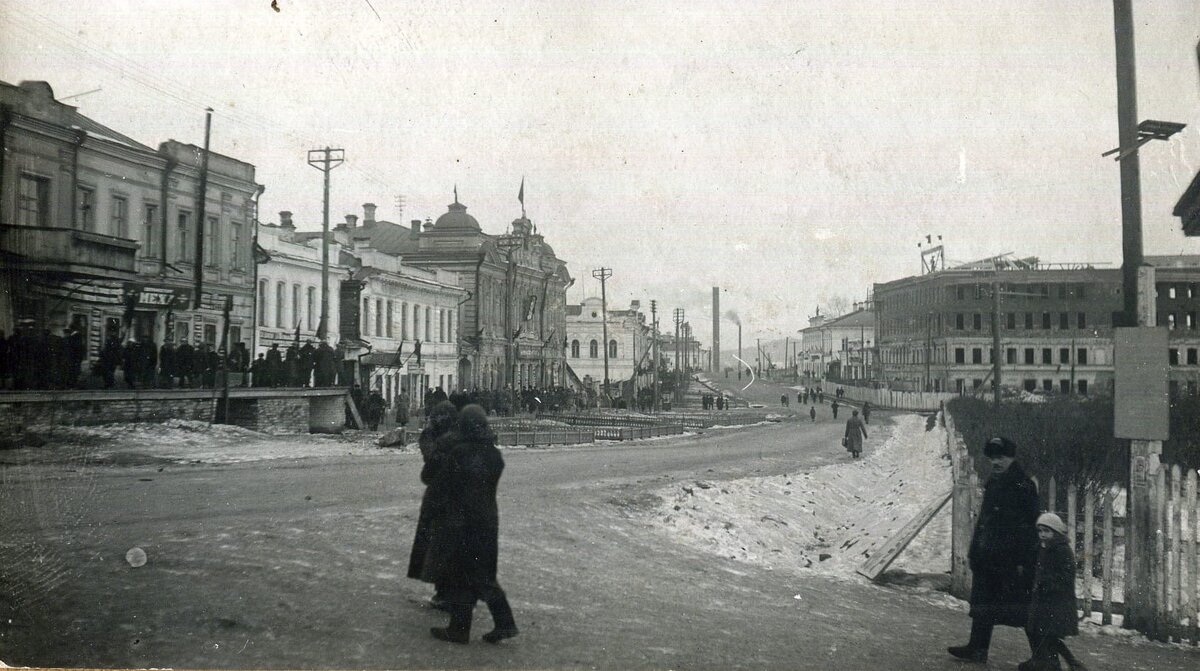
948;436;1040;664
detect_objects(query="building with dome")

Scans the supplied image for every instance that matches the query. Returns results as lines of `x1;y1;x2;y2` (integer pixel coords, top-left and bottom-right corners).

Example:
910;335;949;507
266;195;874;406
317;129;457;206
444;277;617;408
331;194;574;391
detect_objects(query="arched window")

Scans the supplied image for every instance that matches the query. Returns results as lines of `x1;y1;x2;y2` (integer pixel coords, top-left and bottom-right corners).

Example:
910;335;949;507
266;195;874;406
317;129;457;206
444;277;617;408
589;340;598;358
609;339;618;358
571;340;580;358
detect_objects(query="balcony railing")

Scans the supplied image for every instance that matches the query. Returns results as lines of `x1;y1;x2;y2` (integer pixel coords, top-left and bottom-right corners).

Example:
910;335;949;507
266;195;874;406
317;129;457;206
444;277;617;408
0;224;139;276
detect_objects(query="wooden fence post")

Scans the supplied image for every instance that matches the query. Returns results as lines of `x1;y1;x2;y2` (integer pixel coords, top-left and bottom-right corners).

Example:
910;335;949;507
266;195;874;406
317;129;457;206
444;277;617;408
1152;467;1167;641
1102;489;1114;626
1082;486;1093;619
1170;464;1182;642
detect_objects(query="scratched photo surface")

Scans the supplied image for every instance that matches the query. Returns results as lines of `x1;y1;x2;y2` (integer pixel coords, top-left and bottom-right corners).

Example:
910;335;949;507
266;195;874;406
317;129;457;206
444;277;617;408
1;1;1200;669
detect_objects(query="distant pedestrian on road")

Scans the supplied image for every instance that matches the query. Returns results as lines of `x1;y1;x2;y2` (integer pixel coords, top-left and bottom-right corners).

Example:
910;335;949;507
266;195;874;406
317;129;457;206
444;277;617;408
843;409;867;459
796;391;802;406
948;436;1039;665
1022;512;1087;671
862;402;872;425
423;405;519;645
780;393;788;407
831;400;840;419
809;406;816;423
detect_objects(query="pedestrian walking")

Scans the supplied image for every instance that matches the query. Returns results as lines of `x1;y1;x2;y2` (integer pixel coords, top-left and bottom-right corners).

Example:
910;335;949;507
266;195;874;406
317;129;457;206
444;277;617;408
862;402;872;425
831;399;840;419
780;393;788;407
843;409;867;459
364;388;385;431
408;401;459;610
948;436;1040;664
395;391;411;426
422;405;519;645
1020;512;1087;671
809;405;816;423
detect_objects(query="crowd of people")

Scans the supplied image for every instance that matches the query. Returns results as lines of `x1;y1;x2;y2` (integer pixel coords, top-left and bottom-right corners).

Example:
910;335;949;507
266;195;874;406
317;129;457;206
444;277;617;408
407;401;519;645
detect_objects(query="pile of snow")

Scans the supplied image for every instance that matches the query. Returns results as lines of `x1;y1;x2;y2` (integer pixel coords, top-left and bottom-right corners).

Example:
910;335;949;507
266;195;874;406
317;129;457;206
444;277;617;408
648;414;953;580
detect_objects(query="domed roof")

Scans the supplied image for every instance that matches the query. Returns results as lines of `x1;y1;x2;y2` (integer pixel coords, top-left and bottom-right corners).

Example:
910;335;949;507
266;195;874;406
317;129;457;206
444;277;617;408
433;198;480;232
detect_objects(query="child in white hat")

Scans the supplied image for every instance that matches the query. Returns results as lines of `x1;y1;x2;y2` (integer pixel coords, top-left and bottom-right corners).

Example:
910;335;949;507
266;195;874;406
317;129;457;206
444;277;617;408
1021;512;1088;671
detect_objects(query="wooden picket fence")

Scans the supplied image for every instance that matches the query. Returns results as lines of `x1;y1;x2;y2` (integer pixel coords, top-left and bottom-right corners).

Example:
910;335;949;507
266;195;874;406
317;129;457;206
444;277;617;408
949;409;1200;645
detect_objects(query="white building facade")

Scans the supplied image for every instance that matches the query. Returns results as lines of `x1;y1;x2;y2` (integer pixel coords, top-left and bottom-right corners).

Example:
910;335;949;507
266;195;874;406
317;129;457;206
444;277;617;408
255;212;343;356
565;297;652;395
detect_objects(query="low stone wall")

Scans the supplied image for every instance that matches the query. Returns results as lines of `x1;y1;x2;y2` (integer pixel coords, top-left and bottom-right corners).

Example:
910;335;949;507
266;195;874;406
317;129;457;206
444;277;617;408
0;388;348;435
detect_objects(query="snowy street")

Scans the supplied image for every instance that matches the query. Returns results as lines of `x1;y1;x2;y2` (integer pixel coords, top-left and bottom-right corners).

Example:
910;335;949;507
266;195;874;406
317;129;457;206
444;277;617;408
1;414;1196;669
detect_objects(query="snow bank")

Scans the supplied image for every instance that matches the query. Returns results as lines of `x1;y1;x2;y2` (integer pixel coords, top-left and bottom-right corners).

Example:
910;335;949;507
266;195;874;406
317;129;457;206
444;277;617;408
648;414;953;580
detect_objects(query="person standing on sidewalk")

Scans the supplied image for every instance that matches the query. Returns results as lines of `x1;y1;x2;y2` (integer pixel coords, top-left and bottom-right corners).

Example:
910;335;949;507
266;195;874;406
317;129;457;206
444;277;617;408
948;436;1040;664
843;409;867;459
1021;513;1088;671
408;401;460;610
423;404;518;645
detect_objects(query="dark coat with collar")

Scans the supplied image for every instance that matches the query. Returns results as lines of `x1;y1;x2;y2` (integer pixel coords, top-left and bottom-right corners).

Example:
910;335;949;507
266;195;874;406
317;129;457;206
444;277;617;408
406;427;456;580
968;460;1040;626
418;434;505;592
1028;533;1079;638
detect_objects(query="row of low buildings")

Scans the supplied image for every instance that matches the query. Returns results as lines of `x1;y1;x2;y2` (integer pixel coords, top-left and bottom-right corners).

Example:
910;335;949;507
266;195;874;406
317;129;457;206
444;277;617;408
796;253;1200;398
0;79;705;406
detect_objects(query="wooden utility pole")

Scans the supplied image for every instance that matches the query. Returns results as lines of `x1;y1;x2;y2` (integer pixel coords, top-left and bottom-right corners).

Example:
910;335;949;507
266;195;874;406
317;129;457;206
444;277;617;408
592;267;612;398
192;108;213;309
306;147;344;341
651;300;659;412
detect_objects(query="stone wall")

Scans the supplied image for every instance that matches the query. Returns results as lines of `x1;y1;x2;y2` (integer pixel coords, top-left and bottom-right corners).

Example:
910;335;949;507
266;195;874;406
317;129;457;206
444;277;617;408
0;389;348;435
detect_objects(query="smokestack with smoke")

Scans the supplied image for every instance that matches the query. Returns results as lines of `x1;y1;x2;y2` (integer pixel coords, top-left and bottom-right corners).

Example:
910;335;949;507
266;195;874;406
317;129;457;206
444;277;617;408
724;310;741;326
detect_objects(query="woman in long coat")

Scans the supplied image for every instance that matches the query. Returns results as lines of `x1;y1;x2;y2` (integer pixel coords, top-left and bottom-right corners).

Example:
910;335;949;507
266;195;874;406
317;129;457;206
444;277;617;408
949;436;1040;663
422;404;518;645
406;401;459;608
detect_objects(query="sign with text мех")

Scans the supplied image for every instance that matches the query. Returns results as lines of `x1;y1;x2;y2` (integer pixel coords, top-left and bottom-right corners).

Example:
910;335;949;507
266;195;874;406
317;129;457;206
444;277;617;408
1113;326;1169;441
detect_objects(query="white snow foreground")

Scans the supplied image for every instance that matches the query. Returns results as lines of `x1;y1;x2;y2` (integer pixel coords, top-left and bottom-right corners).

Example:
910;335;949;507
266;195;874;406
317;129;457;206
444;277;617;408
650;414;953;581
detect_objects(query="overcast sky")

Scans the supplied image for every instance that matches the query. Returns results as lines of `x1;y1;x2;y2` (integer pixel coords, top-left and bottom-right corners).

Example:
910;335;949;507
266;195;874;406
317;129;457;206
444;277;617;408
2;0;1198;345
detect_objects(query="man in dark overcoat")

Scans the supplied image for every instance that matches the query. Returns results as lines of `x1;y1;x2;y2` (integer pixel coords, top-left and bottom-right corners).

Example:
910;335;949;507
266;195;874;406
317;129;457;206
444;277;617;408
265;343;283;387
314;342;337;387
299;340;317;387
159;340;176;388
176;338;194;388
948;436;1040;663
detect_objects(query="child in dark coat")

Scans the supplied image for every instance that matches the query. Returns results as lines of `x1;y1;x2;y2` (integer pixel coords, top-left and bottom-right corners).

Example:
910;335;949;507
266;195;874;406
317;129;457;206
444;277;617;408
1021;512;1087;671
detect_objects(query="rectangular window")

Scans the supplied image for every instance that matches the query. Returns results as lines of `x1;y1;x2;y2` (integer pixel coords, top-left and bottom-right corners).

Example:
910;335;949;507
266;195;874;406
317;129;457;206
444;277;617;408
1025;312;1034;330
1042;379;1053;391
971;348;982;364
1059;348;1070;364
1167;313;1177;330
955;379;965;393
18;174;50;226
375;298;383;337
1169;348;1179;366
276;282;285;328
1042;312;1051;329
1169;286;1177;299
142;203;158;257
363;297;371;336
1078;379;1088;395
76;185;95;231
425;307;432;341
1078;348;1088;365
204;323;217;346
307;287;316;331
1077;312;1086;329
230;221;242;270
413;304;420;340
955;285;966;300
386;301;394;338
1060;379;1071;394
1059;312;1069;330
1188;348;1197;366
1042;348;1052;364
1006;348;1017;364
1188;312;1196;330
229;325;242;347
204;216;219;266
258;280;268;324
972;313;982;331
955;313;964;330
402;302;408;339
1006;312;1016;330
177;210;192;262
1058;284;1069;299
293;284;301;329
1077;284;1086;300
111;195;128;238
1024;379;1036;392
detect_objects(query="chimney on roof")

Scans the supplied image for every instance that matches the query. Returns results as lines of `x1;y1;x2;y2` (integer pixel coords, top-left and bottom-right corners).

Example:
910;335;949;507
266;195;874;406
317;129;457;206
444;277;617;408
363;203;376;225
411;219;422;238
345;214;358;229
424;217;434;231
279;211;294;230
